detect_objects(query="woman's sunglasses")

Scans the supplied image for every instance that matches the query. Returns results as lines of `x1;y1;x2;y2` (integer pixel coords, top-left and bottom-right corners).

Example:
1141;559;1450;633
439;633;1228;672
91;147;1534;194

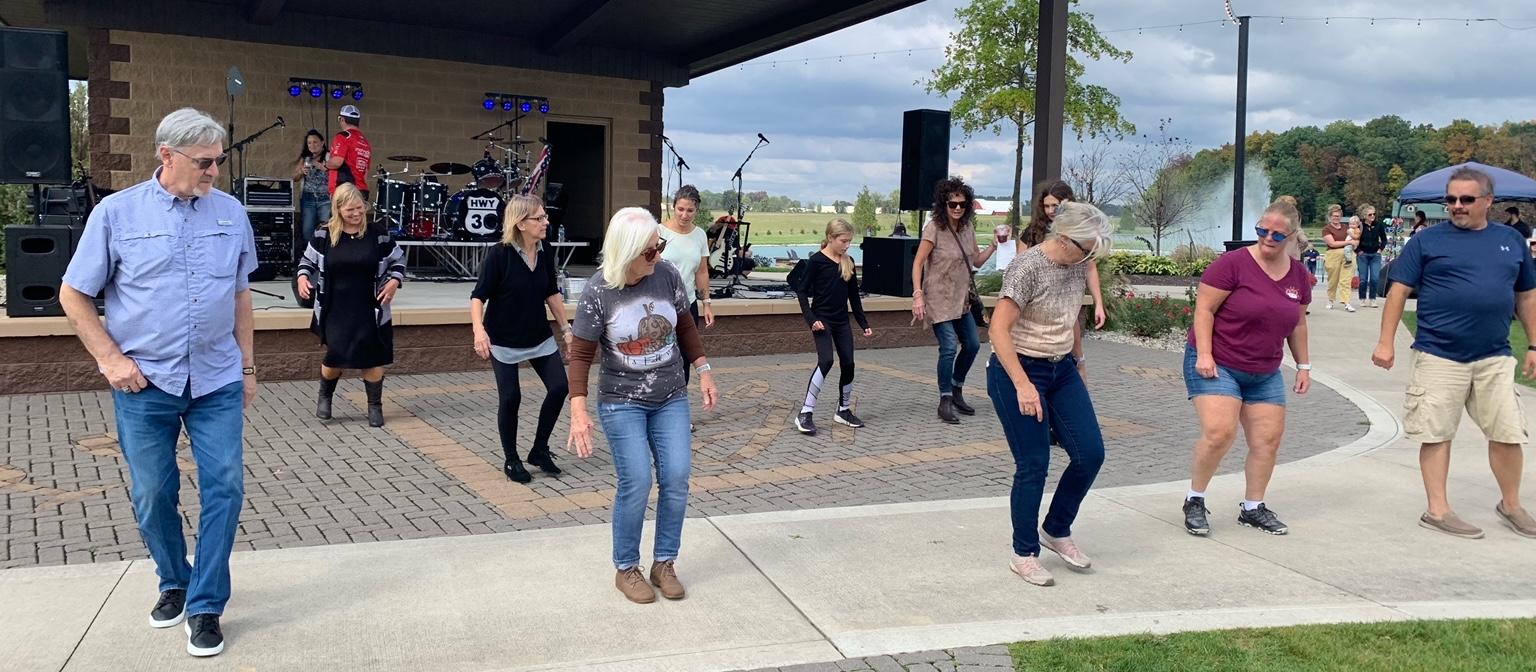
946;200;969;210
1254;226;1289;243
641;238;668;262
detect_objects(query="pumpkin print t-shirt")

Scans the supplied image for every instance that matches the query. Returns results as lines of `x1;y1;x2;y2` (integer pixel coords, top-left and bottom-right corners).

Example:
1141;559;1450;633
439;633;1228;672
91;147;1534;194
573;261;691;405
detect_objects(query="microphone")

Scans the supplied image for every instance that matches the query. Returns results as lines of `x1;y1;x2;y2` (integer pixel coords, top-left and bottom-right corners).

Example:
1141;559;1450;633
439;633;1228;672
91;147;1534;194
276;116;285;128
656;132;669;140
757;133;770;145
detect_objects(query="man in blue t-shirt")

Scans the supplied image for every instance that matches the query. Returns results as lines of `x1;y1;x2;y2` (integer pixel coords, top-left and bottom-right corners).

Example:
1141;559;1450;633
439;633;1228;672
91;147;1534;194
1375;167;1536;541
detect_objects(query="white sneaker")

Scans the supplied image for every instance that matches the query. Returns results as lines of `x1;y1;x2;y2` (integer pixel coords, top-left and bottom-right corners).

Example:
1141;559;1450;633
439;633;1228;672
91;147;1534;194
1345;303;1357;312
1326;301;1334;310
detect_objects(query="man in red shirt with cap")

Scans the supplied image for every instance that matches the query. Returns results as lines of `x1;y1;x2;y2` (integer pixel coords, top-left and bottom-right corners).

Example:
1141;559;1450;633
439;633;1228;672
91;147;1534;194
326;104;371;199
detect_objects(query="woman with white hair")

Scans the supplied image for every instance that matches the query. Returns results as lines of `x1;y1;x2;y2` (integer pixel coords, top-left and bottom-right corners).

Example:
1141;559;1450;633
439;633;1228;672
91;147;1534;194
987;201;1111;587
1180;200;1311;538
566;207;719;604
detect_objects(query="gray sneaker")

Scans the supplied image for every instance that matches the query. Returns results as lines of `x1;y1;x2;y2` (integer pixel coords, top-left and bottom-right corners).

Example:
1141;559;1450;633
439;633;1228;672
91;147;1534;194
1419;511;1485;539
1496;503;1536;539
1009;554;1055;586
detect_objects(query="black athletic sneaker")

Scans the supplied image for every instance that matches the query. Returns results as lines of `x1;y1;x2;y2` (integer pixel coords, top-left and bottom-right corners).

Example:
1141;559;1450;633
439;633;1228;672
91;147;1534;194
1183;497;1211;536
184;614;224;657
149;589;186;628
795;412;817;436
834;409;865;428
1236;503;1289;535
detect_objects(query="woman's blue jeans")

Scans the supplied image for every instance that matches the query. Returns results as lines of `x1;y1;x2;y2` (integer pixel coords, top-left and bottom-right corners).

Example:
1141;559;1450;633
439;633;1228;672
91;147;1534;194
1356;252;1382;300
599;395;692;570
300;192;331;243
933;317;980;395
986;354;1105;557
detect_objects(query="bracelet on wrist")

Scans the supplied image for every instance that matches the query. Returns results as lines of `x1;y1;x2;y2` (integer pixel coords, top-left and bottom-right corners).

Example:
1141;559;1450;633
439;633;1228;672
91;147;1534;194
695;362;712;374
1296;363;1312;371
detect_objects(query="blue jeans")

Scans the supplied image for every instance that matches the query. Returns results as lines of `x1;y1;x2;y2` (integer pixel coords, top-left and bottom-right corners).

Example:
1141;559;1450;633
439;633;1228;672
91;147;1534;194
113;381;245;616
1356;252;1382;300
933;317;980;395
300;192;331;243
986;354;1105;557
599;395;692;569
1182;347;1287;406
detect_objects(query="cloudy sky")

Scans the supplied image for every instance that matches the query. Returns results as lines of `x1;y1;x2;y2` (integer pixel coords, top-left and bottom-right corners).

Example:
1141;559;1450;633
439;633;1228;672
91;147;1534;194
665;0;1536;205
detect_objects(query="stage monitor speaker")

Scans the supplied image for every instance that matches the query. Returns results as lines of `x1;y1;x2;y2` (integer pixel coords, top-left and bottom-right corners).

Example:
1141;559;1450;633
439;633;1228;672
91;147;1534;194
0;27;70;184
6;224;73;317
899;109;950;212
859;236;920;297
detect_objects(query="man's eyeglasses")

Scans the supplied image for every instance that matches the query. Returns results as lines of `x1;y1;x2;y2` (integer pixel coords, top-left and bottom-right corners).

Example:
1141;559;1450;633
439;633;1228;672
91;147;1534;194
1254;226;1289;243
1444;195;1483;206
641;238;669;262
946;200;969;210
171;148;228;171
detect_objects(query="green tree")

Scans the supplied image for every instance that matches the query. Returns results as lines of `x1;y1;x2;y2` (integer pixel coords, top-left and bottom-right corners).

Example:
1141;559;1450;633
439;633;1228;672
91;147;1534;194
924;0;1133;228
71;81;89;174
1385;164;1409;200
853;185;879;236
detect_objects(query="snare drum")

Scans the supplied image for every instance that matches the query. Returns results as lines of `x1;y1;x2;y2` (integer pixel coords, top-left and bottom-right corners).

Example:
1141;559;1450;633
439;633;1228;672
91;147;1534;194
418;180;448;212
449;188;506;240
471;158;506;191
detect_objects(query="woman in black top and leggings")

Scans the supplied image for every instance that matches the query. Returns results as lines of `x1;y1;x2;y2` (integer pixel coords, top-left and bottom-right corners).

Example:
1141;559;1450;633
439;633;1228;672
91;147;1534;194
470;194;572;483
793;219;872;435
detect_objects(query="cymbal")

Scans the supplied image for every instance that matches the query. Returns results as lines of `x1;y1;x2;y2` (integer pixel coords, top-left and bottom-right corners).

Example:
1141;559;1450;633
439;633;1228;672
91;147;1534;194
388;154;428;163
429;162;473;176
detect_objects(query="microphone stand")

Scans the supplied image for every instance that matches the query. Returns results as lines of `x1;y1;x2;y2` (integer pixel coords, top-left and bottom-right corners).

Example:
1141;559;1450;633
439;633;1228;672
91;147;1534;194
470;114;526;141
228;118;284;192
660;135;688;217
717;136;767;298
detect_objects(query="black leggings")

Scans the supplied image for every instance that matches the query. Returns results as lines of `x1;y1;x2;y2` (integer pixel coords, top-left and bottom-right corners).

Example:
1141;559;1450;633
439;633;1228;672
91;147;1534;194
802;320;855;413
683;301;700;385
490;352;569;463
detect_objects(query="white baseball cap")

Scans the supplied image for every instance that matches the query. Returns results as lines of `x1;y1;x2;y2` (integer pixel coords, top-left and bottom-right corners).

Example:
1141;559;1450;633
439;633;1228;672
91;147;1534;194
339;104;361;119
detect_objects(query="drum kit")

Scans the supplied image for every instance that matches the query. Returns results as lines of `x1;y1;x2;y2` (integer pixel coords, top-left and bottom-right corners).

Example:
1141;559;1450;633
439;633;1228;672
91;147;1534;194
372;135;539;241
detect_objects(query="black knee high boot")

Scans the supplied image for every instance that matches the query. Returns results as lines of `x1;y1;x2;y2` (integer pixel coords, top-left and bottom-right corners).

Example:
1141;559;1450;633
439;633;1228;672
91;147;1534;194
364;379;385;427
316;377;338;419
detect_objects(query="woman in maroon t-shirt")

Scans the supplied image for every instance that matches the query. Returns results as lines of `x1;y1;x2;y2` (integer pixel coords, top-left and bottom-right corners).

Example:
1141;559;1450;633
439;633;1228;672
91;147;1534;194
1180;200;1313;538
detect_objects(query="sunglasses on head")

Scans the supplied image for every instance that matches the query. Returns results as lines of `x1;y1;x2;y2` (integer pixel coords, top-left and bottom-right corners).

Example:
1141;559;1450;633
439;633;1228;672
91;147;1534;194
1254;226;1289;243
1444;195;1482;206
641;238;668;262
171;148;228;170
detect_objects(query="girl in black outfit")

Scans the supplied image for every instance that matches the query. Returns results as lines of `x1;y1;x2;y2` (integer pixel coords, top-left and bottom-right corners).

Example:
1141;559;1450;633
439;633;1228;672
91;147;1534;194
792;219;872;435
471;194;572;483
296;183;405;427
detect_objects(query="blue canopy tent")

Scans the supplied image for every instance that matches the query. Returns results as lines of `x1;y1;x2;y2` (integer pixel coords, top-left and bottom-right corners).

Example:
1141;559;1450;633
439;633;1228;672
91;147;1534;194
1398;161;1536;203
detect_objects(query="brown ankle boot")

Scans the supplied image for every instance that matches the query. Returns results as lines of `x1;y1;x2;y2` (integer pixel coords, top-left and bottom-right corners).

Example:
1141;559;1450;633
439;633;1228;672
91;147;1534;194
649;560;686;600
615;567;656;604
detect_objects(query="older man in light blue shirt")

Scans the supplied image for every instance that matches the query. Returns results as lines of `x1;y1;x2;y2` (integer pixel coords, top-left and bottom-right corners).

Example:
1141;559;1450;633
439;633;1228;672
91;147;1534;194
60;107;256;659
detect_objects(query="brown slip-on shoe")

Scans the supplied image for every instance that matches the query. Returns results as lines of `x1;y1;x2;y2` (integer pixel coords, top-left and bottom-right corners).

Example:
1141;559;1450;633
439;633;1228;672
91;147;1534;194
650;560;686;600
616;567;656;604
1418;511;1484;539
1496;503;1536;539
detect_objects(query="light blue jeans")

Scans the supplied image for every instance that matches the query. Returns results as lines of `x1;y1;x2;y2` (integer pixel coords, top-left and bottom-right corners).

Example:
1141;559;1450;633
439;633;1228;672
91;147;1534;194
300;192;331;243
599;395;692;569
113;380;245;616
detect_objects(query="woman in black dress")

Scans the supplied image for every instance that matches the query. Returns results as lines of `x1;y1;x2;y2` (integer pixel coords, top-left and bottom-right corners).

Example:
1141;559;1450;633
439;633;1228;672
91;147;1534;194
296;182;405;427
471;194;571;482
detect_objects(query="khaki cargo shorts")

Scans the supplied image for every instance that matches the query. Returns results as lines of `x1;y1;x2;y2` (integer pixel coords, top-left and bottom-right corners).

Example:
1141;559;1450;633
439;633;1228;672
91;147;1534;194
1403;351;1528;444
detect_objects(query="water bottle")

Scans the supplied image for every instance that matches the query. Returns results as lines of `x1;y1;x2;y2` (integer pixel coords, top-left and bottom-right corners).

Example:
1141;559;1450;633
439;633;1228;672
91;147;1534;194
557;224;566;243
558;269;569;297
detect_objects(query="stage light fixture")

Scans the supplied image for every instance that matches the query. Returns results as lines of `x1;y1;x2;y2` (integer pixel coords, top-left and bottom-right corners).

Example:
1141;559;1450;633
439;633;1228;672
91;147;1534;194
310;86;323;98
484;98;496;110
501;100;514;111
539;101;550;114
352;88;364;101
289;85;302;97
331;87;345;99
520;100;532;113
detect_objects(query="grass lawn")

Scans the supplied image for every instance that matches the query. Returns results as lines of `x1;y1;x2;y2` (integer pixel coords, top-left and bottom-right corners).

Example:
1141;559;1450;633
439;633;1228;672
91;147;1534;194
1009;618;1536;671
1402;311;1536;389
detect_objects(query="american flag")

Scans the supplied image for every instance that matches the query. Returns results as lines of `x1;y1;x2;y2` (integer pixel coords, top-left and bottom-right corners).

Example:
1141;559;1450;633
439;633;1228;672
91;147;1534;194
521;144;551;195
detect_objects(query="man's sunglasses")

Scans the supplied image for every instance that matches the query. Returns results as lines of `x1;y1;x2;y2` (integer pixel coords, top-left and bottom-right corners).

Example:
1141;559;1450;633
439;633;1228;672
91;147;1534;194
1444;195;1483;206
946;200;969;210
172;148;228;170
1254;226;1289;243
641;238;668;262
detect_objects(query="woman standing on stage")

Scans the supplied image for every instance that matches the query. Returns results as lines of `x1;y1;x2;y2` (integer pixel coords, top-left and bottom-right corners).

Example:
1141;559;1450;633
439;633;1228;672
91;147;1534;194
471;194;571;483
292;129;331;244
792;219;872;436
987;202;1112;587
296;183;405;427
1023;180;1106;329
912;177;998;424
567;208;718;604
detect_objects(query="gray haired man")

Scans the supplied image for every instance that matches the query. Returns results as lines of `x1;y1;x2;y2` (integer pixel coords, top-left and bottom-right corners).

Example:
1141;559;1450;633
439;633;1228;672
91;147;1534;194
60;107;257;657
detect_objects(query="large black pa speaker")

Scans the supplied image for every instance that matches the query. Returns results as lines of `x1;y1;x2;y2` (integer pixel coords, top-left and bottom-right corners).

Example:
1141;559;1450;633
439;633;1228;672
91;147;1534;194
0;27;70;184
859;236;920;297
5;224;73;316
899;109;950;212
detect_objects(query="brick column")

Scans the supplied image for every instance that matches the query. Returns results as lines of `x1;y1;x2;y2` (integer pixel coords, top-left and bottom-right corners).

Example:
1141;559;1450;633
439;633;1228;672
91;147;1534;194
86;29;132;189
637;80;664;217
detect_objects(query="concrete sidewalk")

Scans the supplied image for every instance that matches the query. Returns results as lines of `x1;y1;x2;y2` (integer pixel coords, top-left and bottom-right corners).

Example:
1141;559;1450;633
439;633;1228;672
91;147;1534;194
5;288;1535;672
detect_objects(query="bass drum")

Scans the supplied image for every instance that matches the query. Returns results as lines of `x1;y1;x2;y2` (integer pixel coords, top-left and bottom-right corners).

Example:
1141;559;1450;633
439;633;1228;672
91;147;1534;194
449;188;506;241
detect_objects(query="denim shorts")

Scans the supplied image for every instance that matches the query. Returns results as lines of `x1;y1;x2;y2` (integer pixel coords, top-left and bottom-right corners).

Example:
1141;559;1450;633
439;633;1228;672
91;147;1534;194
1183;347;1287;406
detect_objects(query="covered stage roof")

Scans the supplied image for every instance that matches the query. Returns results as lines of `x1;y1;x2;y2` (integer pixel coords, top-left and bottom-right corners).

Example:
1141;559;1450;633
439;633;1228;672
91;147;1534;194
1;0;924;84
